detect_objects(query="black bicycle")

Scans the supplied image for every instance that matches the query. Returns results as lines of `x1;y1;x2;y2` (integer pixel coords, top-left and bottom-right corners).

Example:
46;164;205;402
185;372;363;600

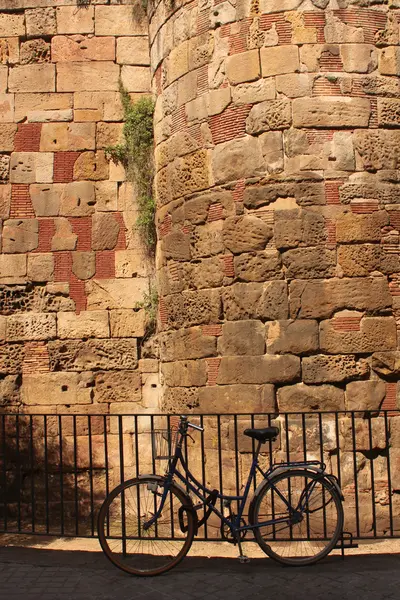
98;415;344;576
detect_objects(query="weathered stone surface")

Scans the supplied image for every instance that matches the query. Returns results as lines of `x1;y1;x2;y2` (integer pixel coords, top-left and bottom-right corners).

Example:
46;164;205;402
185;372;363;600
218;320;265;356
91;213;120;251
320;317;397;354
120;65;151;92
58;310;109;339
95;5;147;36
338;245;400;277
95;181;118;212
226;49;260;84
167;40;189;84
353;130;400;171
162;360;207;387
276;73;312;98
162;231;191;261
30;184;62;216
116;36;149;65
277;383;345;412
340;44;377;73
234;250;282;282
27;253;54;282
94;371;141;403
232;79;276;105
0;375;20;405
212;136;264;184
260;45;299;76
0;13;25;36
289;278;392;319
161;387;200;413
223;216;272;254
71;252;95;280
115;250;149;278
52;35;115;63
283;248;336;279
346;380;386;412
217;355;300;385
303;355;369;384
259;131;284;174
160;327;216;361
40;122;95;152
336;211;388;243
2;219;38;253
164;289;221;329
223;282;288;321
293;97;371;128
379;45;400;75
340;418;386;453
48;339;138;372
22;372;92;406
109;309;146;338
189;257;224;290
274;208;326;249
9;64;55;93
26;7;56;36
14;92;73;123
57;63;119;92
56;6;94;34
0;343;24;374
86;278;149;310
10;152;53;184
198;384;276;413
0;254;26;280
6;313;56;342
20;39;50;64
0;154;9;181
59;181;96;216
378;98;400;127
190;221;225;259
51;218;77;251
372;351;400;377
246;100;291;134
0;95;14;124
266;320;319;355
0;184;10;218
73;151;109;180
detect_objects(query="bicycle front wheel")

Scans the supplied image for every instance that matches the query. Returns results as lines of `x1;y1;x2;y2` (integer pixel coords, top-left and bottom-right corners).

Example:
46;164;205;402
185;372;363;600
252;469;343;566
98;475;195;576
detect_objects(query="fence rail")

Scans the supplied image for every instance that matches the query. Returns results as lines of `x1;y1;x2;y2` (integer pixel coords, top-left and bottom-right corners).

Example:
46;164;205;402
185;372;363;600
0;410;399;541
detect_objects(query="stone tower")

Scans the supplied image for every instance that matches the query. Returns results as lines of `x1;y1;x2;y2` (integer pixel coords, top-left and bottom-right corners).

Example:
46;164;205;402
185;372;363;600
150;0;400;414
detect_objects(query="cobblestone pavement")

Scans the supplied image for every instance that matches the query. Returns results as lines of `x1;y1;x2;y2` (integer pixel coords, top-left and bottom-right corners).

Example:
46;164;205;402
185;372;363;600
0;543;399;600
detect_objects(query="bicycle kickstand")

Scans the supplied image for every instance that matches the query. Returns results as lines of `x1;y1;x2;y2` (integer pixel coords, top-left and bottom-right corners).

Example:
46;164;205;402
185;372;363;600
236;537;250;564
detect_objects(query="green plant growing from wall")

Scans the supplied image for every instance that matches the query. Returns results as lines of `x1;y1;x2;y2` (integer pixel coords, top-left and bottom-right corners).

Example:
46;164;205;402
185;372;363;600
105;83;156;253
136;285;159;339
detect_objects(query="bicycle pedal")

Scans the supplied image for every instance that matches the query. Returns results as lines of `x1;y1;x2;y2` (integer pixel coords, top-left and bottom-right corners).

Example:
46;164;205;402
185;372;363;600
238;555;250;564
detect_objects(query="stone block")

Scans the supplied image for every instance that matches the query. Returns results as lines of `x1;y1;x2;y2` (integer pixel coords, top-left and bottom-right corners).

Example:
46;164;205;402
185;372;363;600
346;380;386;412
0;253;26;279
379;46;400;75
198;384;275;413
160;327;216;361
51;217;77;251
378;99;400;127
188;256;224;290
115;250;149;278
0;37;19;65
218;320;265;356
56;6;94;34
336;211;388;243
10;152;53;184
353;130;400;171
320;317;397;354
277;383;345;412
226;49;260;84
260;45;299;77
293;97;371;128
51;35;115;63
27;109;72;123
92;213;120;250
233;247;282;282
303;355;369;385
0;184;11;218
94;371;141;404
86;278;149;310
14;92;73;123
2;219;38;253
170;149;210;199
73;151;109;180
22;372;92;406
95;5;147;36
27;253;54;282
338;244;400;277
40;122;95;152
232;79;276;105
212;135;264;184
372;351;400;377
217;355;300;385
95;181;118;212
59;181;96;216
48;339;137;372
0;154;9;181
0;66;6;93
162;360;207;387
274;208;326;249
139;359;159;374
208;87;231;116
9;65;55;93
246;99;291;134
71;252;95;280
96;122;123;149
223;215;272;254
259;131;283;174
0;13;25;36
223;281;288;321
109;309;146;338
57;63;119;92
275;73;312;98
120;66;151;93
30;183;63;216
58;310;109;339
164;289;221;329
282;248;336;279
289;278;392;319
26;7;56;36
0;124;16;152
116;37;149;65
0;95;13;124
266;320;319;355
6;313;56;342
167;40;189;84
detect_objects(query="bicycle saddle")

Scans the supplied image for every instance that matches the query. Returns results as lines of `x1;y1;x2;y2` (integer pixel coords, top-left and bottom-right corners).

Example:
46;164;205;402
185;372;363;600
243;427;279;443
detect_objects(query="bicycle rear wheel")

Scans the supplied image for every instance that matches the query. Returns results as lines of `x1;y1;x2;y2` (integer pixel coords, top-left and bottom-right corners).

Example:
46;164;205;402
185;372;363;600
98;475;195;576
251;469;343;566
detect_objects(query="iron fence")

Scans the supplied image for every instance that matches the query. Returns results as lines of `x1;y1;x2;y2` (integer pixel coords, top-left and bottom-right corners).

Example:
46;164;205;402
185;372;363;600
0;410;399;541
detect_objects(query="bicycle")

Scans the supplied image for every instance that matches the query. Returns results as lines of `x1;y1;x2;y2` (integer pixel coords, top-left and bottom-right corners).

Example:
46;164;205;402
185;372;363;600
98;415;344;576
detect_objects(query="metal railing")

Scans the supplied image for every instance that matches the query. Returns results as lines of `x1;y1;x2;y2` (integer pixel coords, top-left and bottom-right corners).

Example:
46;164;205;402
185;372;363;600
0;410;399;541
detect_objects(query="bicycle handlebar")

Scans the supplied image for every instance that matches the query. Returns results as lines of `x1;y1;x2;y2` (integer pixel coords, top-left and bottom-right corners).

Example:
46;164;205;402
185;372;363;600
188;421;204;432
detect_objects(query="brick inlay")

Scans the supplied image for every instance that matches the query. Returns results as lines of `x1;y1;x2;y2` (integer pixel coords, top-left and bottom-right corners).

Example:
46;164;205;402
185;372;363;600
233;180;245;203
197;65;209;96
303;11;326;43
159;297;168;327
168;262;180;282
228;19;251;55
382;382;397;414
202;324;222;336
313;78;342;96
96;250;115;279
22;342;50;375
319;50;344;72
197;10;210;35
53;152;80;183
206;357;221;386
333;9;387;44
159;214;172;238
35;218;56;253
10;184;35;218
325;180;343;205
114;212;127;250
69;217;92;251
171;106;187;136
54;251;72;281
332;317;362;332
259;14;292;44
210;104;251;145
208;202;224;222
350;200;379;214
221;254;235;277
69;274;87;314
14;123;42;152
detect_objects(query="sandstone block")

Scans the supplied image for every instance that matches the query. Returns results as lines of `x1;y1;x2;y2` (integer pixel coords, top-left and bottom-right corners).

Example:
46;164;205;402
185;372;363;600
0;374;20;404
27;109;73;123
336;211;388;243
346;380;386;412
96;122;123;149
246;99;291;134
10;152;53;184
58;310;109;339
160;327;216;361
170;149;210;199
217;355;300;385
208;87;231;116
95;181;118;212
198;384;275;414
115;250;149;278
260;45;299;77
26;8;56;36
277;383;345;412
0;13;24;36
293;97;371;128
167;40;189;84
120;66;151;93
372;351;400;377
162;360;207;387
139;359;159;374
57;63;119;92
340;44;377;73
303;355;369;384
71;252;95;280
56;6;94;34
59;181;96;216
22;372;91;406
289;278;392;319
0;184;11;218
266;320;319;355
7;313;56;342
189;257;224;290
0;94;14;123
48;339;137;371
282;247;336;279
378;98;400;127
379;46;400;75
20;38;51;65
275;73;312;98
0;66;6;93
226;49;260;84
117;37;149;65
234;250;282;282
9;65;55;93
223;215;272;254
109;309;146;338
40;122;95;152
30;183;64;216
51;35;115;63
161;230;191;261
2;219;38;253
259;131;284;174
223;282;288;321
0;253;26;279
73;151;109;181
0;154;9;181
94;371;141;404
86;278;149;310
320;317;397;354
92;213;120;250
353;130;400;171
338;244;400;277
95;5;147;36
27;253;54;282
0;37;19;65
51;217;77;251
212;136;264;184
218;320;265;356
191;221;225;259
232;79;276;105
274;209;326;249
0;124;16;152
164;289;221;329
14;92;73;123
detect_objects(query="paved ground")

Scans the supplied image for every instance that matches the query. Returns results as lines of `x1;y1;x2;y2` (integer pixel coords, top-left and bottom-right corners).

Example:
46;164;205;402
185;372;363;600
0;539;399;600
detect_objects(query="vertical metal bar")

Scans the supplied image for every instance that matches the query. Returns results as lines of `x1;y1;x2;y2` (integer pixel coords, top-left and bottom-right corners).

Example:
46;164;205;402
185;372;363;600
103;415;109;538
150;415;156;476
302;413;311;540
234;415;240;515
134;415;141;542
368;415;377;537
2;415;7;532
335;412;342;489
319;412;327;539
88;416;94;537
44;416;49;535
200;414;207;540
285;413;293;539
251;414;256;491
217;415;224;524
73;415;79;536
384;411;393;537
118;415;126;555
16;415;21;532
29;416;35;534
149;415;158;539
351;412;360;538
58;415;64;537
166;414;174;541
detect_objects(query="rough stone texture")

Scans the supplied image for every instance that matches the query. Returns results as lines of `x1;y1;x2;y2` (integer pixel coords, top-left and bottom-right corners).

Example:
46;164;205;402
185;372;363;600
293;97;371;128
91;213;120;251
22;372;92;406
246;100;292;134
223;216;272;254
48;339;138;372
162;360;207;387
222;282;288;321
346;380;386;412
160;328;216;361
198;384;276;414
218;320;265;356
2;220;39;253
94;371;141;404
277;383;345;412
6;313;56;342
212;136;264;184
57;311;109;340
320;317;397;354
217;355;300;385
372;351;400;378
303;355;370;384
266;320;319;355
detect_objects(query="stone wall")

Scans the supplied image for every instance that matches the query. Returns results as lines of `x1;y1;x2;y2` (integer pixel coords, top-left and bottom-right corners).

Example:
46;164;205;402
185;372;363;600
150;0;400;415
0;1;160;416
